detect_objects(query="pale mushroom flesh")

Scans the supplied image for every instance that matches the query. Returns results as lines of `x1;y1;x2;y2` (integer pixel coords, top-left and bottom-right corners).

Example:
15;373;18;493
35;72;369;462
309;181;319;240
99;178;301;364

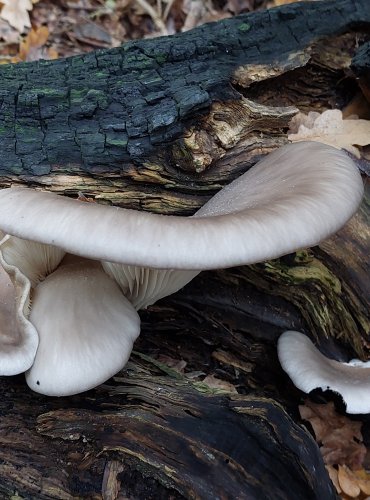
0;142;364;396
278;331;370;414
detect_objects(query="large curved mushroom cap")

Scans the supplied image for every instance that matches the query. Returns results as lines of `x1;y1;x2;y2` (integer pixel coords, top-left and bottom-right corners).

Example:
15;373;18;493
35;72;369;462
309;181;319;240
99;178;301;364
0;141;364;397
0;142;364;270
278;331;370;414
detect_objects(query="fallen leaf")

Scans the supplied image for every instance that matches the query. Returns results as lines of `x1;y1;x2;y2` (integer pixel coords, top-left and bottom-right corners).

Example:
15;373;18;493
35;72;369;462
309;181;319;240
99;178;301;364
337;465;361;498
0;0;34;33
77;192;96;203
272;0;302;4
0;17;20;43
224;0;253;14
73;19;112;47
326;465;342;495
17;26;57;62
181;0;229;32
202;374;238;393
181;0;207;31
157;354;187;374
354;469;370;495
299;400;366;470
288;109;370;158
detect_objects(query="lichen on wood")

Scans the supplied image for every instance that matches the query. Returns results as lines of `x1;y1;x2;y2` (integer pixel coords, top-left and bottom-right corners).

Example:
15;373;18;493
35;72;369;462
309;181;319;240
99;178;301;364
0;0;369;498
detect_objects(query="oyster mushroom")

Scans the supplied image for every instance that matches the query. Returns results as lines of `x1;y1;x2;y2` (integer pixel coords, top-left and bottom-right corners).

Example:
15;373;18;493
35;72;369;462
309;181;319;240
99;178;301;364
278;331;370;414
0;142;363;396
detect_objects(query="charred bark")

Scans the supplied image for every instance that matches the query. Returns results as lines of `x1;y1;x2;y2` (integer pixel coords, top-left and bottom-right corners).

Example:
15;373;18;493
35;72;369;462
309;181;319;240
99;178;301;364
0;0;368;210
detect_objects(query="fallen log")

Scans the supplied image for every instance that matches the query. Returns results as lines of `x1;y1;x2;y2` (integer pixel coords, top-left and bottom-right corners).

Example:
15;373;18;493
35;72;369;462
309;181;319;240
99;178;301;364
0;0;369;498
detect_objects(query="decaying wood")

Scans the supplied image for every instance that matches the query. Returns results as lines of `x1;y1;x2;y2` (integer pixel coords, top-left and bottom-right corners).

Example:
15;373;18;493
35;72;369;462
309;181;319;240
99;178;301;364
0;0;369;499
0;0;368;210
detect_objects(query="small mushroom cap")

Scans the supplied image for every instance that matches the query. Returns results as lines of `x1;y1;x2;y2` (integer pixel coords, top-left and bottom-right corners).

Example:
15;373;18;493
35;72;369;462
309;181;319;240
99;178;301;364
0;262;38;374
26;256;140;396
0;142;363;270
278;331;370;414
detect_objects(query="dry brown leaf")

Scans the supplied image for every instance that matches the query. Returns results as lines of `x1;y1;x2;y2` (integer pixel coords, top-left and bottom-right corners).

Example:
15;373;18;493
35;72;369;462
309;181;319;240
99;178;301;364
157;354;187;374
326;465;342;495
272;0;302;4
299;401;366;470
224;0;253;14
77;192;96;203
354;469;370;495
0;17;20;43
25;24;48;46
16;26;57;62
326;465;370;499
202;374;238;393
0;0;34;33
338;465;361;498
288;109;370;158
181;0;207;31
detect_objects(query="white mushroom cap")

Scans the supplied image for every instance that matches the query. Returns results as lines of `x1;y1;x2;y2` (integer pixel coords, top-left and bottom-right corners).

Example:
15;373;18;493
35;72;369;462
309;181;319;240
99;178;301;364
26;256;140;396
0;142;363;271
278;331;370;414
0;259;38;375
0;141;364;396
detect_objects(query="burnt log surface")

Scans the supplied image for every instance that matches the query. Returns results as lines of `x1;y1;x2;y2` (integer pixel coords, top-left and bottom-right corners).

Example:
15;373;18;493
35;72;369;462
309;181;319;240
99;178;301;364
0;0;369;212
0;0;369;499
0;0;367;175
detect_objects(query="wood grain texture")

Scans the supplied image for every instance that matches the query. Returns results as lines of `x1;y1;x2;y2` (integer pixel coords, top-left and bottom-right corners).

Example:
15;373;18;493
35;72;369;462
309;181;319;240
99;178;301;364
0;1;369;498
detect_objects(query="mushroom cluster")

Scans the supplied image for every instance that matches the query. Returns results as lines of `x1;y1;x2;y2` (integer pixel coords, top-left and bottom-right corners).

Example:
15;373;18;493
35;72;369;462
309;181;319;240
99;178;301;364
0;142;364;396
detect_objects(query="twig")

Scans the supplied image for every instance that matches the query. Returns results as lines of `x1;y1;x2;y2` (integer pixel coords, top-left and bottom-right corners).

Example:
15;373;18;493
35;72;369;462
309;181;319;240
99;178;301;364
134;0;168;35
163;0;176;21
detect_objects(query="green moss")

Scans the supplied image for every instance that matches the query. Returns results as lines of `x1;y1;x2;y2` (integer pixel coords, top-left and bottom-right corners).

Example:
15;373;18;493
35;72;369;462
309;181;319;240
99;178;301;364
9;163;23;175
15;124;43;141
14;124;25;133
155;53;168;64
86;89;109;109
30;87;68;100
192;381;234;395
132;351;184;380
238;23;251;32
94;71;109;78
106;136;128;147
70;89;87;103
264;256;342;294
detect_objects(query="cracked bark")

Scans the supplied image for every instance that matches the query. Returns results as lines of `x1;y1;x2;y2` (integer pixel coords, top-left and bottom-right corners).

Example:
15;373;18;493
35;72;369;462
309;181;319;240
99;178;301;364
0;0;369;499
0;0;368;211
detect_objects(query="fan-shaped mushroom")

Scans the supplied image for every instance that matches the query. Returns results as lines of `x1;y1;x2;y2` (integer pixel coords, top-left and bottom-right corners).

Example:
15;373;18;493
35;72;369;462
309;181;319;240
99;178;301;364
278;331;370;414
0;142;363;396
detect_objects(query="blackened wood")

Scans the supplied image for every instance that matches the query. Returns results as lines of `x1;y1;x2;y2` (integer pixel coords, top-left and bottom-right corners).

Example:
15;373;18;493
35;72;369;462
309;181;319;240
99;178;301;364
351;40;370;102
0;0;370;193
0;1;369;499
